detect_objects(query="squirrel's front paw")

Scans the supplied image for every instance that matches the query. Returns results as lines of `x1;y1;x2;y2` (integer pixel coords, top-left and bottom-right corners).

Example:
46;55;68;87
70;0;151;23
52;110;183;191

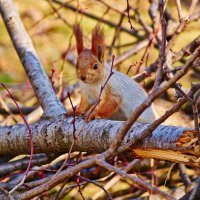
66;109;83;117
66;109;76;117
85;112;101;122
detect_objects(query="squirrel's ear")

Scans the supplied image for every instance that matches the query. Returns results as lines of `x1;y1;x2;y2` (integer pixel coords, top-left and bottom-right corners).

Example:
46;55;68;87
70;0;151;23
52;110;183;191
73;24;84;55
91;24;104;63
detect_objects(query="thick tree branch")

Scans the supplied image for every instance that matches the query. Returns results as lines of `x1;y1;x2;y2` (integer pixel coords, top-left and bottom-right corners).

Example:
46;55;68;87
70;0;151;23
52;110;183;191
0;117;199;166
0;0;66;117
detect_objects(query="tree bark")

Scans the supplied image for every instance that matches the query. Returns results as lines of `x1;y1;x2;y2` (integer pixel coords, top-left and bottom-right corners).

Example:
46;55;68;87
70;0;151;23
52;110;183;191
0;116;198;166
0;0;66;117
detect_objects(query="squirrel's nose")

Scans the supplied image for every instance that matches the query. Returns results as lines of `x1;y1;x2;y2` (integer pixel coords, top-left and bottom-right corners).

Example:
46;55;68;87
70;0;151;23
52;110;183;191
80;75;86;81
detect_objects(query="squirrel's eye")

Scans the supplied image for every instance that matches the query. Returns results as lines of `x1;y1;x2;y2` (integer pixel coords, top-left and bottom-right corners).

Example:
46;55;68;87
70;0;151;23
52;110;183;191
93;63;98;69
76;65;78;69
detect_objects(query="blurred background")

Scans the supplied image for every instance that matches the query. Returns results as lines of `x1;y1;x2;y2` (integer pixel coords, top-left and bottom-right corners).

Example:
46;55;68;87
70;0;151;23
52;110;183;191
0;0;199;82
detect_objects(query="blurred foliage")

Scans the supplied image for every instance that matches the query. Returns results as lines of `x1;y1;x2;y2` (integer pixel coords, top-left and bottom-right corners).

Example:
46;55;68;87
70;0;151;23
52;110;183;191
0;0;199;87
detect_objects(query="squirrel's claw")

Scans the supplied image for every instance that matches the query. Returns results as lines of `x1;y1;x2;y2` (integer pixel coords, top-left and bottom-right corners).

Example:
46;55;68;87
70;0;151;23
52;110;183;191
66;109;85;117
66;110;77;117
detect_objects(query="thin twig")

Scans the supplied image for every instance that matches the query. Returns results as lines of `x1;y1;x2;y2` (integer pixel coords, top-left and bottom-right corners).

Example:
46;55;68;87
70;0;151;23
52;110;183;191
192;89;200;146
126;0;135;30
86;55;115;121
153;0;167;90
0;83;34;194
188;0;199;17
76;175;113;200
96;159;175;200
176;0;184;21
53;0;143;39
178;164;192;192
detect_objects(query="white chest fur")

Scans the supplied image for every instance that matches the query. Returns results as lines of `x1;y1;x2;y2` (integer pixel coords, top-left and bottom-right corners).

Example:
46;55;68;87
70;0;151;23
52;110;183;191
80;81;102;105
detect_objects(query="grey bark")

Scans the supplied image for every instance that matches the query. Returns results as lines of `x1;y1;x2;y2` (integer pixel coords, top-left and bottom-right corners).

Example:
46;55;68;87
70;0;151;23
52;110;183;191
0;116;198;165
0;0;66;117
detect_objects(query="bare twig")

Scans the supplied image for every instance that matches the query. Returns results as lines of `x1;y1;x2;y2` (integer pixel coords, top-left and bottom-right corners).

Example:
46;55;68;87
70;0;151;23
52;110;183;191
96;159;175;200
173;35;200;63
0;154;53;177
0;83;34;194
178;164;192;192
176;0;184;21
46;0;70;26
52;0;143;39
153;0;167;90
188;0;199;17
86;55;115;121
93;159;140;200
112;39;149;66
77;175;113;200
126;0;135;30
192;89;200;146
108;13;124;58
109;47;199;153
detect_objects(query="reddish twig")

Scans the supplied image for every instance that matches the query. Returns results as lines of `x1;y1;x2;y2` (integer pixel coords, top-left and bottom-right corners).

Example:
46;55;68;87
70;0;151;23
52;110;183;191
0;83;34;194
67;92;77;139
49;62;57;93
132;26;159;75
96;159;175;200
126;0;135;31
86;55;115;121
75;175;85;200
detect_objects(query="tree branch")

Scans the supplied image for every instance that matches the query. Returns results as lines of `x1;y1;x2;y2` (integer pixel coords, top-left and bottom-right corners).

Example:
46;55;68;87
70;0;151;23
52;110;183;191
0;0;66;117
0;116;199;166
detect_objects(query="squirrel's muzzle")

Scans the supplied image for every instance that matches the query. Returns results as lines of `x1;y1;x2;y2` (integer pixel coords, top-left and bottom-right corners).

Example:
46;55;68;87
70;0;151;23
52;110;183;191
80;75;86;81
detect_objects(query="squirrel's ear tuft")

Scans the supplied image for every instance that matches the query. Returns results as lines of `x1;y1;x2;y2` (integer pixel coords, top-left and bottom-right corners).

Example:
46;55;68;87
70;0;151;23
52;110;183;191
91;24;104;63
73;23;84;55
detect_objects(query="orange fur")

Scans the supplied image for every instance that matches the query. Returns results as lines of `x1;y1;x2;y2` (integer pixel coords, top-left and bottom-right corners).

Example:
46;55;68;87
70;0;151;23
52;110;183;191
91;24;105;62
73;24;84;55
96;86;122;118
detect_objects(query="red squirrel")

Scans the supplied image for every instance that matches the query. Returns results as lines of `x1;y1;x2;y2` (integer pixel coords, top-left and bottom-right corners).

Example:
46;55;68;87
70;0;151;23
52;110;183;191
69;24;156;122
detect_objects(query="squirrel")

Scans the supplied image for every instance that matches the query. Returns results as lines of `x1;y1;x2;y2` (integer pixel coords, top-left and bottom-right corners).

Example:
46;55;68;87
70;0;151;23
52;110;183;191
69;24;157;123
